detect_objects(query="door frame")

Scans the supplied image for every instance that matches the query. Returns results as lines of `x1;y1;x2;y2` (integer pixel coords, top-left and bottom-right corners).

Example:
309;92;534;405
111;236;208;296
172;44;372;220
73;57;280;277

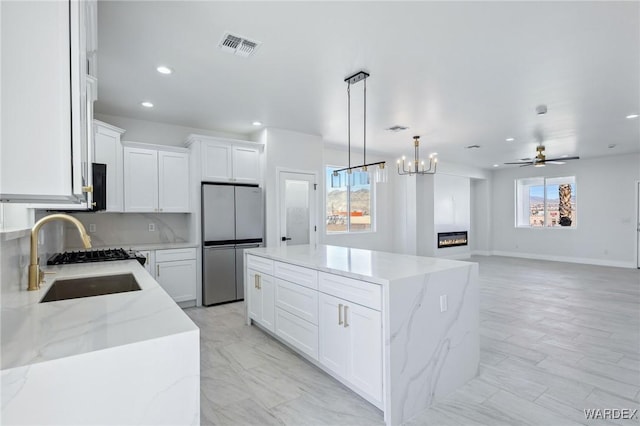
276;167;318;247
636;181;640;269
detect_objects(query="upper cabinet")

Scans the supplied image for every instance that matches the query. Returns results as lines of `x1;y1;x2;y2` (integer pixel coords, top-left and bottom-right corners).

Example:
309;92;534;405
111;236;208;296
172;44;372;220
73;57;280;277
123;142;190;213
185;135;263;185
0;0;98;204
93;120;125;212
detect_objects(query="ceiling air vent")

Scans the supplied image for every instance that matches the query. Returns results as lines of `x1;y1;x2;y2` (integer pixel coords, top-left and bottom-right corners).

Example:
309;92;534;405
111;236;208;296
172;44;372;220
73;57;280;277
386;125;409;132
218;32;261;58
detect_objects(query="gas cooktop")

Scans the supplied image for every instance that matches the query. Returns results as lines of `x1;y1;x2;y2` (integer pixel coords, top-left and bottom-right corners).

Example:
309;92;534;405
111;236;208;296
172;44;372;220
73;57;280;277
47;248;146;266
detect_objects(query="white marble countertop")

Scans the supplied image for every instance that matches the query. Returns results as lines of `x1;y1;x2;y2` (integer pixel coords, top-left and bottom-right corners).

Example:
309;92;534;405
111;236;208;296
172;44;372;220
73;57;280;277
246;244;474;285
0;260;198;371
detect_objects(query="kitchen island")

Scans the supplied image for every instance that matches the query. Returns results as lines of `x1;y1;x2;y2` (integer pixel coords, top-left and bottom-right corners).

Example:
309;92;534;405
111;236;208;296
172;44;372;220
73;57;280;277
1;259;200;425
244;244;479;426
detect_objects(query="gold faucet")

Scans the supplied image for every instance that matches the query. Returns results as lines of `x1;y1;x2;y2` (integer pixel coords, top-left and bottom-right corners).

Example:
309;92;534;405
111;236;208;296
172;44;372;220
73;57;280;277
28;213;91;291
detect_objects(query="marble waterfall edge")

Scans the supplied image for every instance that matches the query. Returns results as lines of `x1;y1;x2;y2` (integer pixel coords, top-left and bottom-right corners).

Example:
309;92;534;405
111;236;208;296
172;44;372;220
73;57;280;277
385;263;479;425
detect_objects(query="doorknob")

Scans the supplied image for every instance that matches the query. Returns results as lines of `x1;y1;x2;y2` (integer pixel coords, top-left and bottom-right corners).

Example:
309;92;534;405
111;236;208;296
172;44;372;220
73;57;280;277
281;237;292;242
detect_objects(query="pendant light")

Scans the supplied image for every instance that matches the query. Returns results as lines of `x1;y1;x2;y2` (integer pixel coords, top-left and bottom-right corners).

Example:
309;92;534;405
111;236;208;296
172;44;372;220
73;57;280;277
397;135;438;175
331;71;387;187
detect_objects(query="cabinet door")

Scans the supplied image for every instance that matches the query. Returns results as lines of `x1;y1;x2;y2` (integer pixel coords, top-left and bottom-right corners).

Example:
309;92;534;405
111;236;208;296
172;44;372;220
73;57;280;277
232;145;261;183
247;269;262;322
257;273;274;332
94;123;124;212
158;151;189;212
123;147;158;212
138;250;155;278
157;259;196;303
318;293;349;378
202;142;232;182
0;1;74;202
346;303;383;402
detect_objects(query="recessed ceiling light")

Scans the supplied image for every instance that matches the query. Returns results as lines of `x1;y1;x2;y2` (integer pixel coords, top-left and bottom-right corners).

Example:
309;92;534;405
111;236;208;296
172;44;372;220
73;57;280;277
141;101;154;108
506;137;515;142
626;114;639;119
492;164;499;168
156;66;173;75
252;121;263;126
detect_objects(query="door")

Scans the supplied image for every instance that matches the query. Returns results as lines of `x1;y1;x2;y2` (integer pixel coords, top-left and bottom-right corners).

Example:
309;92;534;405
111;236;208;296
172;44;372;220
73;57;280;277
318;293;349;377
235;186;263;240
202;141;232;182
123;147;158;212
347;303;383;402
247;268;262;322
278;171;317;246
158;151;189;212
203;246;236;305
637;181;640;268
232;145;261;184
202;184;235;242
157;259;196;303
236;244;261;300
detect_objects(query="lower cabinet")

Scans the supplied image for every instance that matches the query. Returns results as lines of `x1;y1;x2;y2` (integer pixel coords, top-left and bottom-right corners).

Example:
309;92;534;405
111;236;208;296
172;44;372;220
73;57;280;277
245;255;383;407
247;268;275;332
318;293;383;402
139;248;197;304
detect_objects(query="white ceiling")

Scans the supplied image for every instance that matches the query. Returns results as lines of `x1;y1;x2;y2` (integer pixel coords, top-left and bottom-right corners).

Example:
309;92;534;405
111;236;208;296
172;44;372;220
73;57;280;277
96;1;639;169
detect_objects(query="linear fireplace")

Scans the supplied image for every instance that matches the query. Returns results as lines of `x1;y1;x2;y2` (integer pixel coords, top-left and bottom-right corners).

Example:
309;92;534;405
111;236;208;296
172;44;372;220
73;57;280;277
437;231;468;248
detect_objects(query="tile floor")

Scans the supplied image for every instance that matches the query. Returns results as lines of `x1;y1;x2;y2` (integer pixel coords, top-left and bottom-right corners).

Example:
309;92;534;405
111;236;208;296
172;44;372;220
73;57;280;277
186;256;640;425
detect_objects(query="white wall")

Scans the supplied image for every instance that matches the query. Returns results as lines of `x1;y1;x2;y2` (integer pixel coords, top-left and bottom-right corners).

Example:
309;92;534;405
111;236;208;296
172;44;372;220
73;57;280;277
95;113;244;147
491;153;640;268
262;128;323;248
433;173;471;258
471;178;492;254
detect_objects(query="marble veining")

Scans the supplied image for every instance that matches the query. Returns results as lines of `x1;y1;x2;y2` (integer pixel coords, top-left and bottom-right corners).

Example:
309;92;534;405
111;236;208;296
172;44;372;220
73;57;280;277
246;244;479;425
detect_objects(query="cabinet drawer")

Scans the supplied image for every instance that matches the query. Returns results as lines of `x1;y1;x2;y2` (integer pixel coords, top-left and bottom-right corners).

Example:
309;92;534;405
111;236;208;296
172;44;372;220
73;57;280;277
318;272;381;311
276;278;318;325
275;261;318;290
155;248;197;262
275;307;318;360
246;255;273;275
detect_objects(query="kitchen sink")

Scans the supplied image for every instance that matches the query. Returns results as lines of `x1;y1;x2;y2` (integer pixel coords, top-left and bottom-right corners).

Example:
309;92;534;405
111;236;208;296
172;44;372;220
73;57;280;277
40;273;141;303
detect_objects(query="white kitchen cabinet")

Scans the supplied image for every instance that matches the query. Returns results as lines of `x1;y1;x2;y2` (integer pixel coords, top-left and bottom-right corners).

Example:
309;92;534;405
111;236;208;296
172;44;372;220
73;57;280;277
0;0;97;204
156;248;197;303
123;143;189;213
318;293;383;403
184;135;263;184
158;151;190;212
138;250;155;278
247;268;275;332
93;120;125;212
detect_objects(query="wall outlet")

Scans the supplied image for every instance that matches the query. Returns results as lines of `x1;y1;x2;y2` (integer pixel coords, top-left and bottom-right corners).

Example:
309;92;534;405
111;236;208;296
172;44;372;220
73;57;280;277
88;224;96;233
440;295;448;312
148;223;156;232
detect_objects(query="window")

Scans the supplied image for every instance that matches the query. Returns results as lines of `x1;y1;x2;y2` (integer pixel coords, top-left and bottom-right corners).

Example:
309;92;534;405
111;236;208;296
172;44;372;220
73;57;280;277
516;176;576;228
325;166;374;233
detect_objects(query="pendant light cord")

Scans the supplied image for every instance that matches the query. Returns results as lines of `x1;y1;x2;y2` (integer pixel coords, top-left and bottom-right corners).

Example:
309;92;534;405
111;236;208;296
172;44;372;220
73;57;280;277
348;81;351;169
363;77;367;166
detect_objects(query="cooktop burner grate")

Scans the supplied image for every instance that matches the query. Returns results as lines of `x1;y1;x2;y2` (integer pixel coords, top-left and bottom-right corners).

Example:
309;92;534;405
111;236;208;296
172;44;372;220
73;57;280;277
47;248;143;265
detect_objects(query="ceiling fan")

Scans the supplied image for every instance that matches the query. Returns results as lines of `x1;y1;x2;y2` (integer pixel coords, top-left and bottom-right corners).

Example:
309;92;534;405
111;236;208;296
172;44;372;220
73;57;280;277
504;145;580;167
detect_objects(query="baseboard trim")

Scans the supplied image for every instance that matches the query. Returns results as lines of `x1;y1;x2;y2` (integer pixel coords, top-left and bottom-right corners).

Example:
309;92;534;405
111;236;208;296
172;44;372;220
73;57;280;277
490;250;636;269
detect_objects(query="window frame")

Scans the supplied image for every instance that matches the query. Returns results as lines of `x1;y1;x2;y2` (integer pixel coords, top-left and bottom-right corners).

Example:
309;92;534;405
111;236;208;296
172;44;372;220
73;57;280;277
515;176;577;229
325;165;376;234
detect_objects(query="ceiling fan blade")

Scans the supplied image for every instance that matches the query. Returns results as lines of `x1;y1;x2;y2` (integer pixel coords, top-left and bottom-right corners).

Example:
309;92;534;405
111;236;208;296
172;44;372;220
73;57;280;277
545;161;566;165
546;156;580;161
504;161;533;165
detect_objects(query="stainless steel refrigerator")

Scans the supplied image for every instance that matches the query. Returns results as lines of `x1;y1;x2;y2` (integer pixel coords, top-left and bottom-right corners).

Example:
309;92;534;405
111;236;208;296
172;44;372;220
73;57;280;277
202;184;263;306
